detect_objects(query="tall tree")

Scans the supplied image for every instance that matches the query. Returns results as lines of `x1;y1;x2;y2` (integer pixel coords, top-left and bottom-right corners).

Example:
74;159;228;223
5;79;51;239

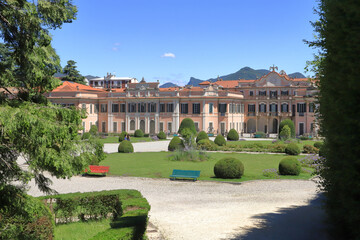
307;0;360;238
62;60;86;84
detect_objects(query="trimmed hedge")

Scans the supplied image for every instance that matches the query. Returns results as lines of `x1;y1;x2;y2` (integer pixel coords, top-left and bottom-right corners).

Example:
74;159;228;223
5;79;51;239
214;134;226;146
285;143;301;155
134;129;144;137
157;131;166;140
227;129;239;141
197;139;217;151
168;136;183;151
278;157;301;175
178;118;197;135
279;119;295;138
214;157;244;179
196;131;209;143
118;141;134;153
118;131;128;142
313;142;323;149
303;144;319;154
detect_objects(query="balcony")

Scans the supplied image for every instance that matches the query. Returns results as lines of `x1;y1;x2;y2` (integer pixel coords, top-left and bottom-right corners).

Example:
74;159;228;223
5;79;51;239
279;112;292;117
258;112;268;117
270;95;278;99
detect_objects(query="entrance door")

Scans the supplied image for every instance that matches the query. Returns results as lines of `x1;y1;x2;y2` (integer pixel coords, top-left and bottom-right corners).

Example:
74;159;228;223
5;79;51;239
272;119;278;133
299;123;304;136
150;120;155;135
220;123;225;136
140;120;145;133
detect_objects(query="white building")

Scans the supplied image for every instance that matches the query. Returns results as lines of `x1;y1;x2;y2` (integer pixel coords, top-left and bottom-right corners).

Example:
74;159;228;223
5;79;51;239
89;73;137;89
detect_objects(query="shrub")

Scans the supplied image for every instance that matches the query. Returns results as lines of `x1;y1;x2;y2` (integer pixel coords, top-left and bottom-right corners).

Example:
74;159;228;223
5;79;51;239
168;136;183;151
82;132;91;140
197;139;217;151
269;143;286;153
134;129;144;137
313;142;323;149
285;143;300;155
89;125;98;136
118;131;128;142
214;134;226;146
278;157;301;175
168;149;209;162
196;131;209;143
118;141;134;153
157;131;166;140
214;157;244;179
299;135;310;140
262;168;280;179
303;144;319;154
227;129;239;141
254;131;266;138
279;119;295;138
279;125;291;140
178;118;196;135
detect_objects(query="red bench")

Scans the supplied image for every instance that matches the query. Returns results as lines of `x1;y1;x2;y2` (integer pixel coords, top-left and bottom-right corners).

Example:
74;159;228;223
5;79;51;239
84;165;110;176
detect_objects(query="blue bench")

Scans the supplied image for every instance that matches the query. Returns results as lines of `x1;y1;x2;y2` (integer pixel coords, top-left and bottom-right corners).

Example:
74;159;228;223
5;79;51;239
170;169;201;181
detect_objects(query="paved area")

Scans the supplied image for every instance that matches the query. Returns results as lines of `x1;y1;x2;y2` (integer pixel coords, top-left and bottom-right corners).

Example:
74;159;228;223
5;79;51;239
104;140;170;153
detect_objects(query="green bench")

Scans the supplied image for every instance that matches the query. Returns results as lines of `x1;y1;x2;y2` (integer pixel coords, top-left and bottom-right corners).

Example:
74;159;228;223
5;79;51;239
170;169;201;181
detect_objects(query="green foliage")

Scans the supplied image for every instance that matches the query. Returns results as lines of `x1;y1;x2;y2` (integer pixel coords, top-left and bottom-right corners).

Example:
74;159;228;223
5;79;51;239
181;128;196;149
118;141;134;153
313;142;323;149
178;118;197;135
285;143;301;155
227;129;239;141
268;143;286;153
214;134;226;146
157;131;167;140
196;131;209;143
134;129;144;137
303;144;319;154
168;149;209;162
279;125;291;140
118;131;128;142
278;157;301;176
89;125;98;136
82;132;91;140
168;136;184;151
62;60;86;84
279;119;295;138
214;157;244;179
197;139;218;151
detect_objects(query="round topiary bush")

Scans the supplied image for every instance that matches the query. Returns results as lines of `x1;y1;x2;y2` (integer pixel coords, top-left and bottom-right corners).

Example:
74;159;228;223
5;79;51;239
285;143;301;155
278;157;301;175
279;125;291;140
214;157;244;179
134;129;144;137
157;131;166;140
178;118;197;135
227;129;239;141
118;131;128;142
314;142;323;149
279;119;295;138
82;132;91;140
196;131;209;143
168;136;184;151
118;140;134;153
214;134;226;146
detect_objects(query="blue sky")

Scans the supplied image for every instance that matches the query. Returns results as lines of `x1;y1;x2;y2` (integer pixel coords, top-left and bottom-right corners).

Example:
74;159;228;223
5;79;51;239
50;0;319;85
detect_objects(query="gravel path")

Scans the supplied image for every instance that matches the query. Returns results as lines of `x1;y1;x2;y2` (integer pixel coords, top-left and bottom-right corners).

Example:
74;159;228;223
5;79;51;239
27;176;328;240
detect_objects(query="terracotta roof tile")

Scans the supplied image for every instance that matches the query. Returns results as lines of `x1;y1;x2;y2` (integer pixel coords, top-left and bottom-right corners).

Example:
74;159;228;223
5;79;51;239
51;81;103;92
199;81;211;85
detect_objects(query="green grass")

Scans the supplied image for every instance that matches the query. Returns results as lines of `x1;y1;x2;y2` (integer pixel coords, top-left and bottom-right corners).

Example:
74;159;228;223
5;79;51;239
54;219;111;240
227;139;322;149
101;151;313;182
98;136;167;144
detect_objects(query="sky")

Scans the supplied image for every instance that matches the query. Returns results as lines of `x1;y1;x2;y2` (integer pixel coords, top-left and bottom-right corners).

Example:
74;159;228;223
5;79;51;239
50;0;319;86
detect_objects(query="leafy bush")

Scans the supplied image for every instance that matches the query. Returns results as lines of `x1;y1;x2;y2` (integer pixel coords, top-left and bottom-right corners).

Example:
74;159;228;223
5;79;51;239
303;144;319;154
134;129;144;137
214;134;226;146
269;143;286;153
227;129;239;141
285;143;300;155
279;125;291;140
254;131;266;138
263;168;280;179
279;119;295;138
118;141;134;153
313;142;323;149
197;139;217;151
278;157;301;175
196;131;209;143
118;131;128;142
214;157;244;179
168;149;209;162
89;125;98;136
168;136;184;151
157;131;166;140
82;132;91;140
178;118;197;135
299;135;310;140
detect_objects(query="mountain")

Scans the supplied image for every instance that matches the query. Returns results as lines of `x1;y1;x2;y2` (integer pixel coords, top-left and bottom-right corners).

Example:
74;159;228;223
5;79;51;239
187;67;306;86
160;82;178;88
84;75;100;79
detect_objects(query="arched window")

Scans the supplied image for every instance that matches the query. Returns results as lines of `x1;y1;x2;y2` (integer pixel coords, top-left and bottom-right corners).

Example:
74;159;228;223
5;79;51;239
281;103;289;112
130;120;135;130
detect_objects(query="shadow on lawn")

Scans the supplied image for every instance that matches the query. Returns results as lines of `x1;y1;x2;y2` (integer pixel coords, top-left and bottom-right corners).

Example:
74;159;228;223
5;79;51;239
227;193;330;240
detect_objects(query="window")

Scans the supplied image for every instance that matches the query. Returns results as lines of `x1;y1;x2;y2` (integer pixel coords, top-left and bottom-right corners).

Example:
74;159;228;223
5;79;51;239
193;103;200;114
237;104;241;113
249;91;254;96
120;104;126;112
248;104;255;112
112;104;119;113
281;90;289;96
281;103;289;112
121;122;126;132
94;104;99;113
229;104;236;114
181;103;188;114
297;103;307;113
113;122;117;132
130;120;135;130
241;104;244;113
160;103;165;113
100;104;107;112
194;122;199;132
259;90;266;96
167;103;174;112
148;103;156;112
259;103;266;112
90;104;93;114
270;103;278;112
128;103;136;112
309;103;314;112
208;122;214;132
218;104;227;114
209;103;213;113
82;103;86;110
270;91;278;98
168;122;172;132
138;103;146;112
102;122;106;133
160;122;164;132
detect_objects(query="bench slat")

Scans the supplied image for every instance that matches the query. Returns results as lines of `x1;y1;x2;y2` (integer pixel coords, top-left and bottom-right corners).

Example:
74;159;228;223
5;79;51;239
170;169;201;181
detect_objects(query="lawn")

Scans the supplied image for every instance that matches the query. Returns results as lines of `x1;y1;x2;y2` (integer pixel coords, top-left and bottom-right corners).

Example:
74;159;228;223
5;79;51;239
101;151;313;182
227;139;322;149
98;136;167;144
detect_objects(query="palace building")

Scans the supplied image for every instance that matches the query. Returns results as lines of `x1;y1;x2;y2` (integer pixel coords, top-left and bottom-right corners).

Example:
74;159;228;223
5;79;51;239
46;67;317;137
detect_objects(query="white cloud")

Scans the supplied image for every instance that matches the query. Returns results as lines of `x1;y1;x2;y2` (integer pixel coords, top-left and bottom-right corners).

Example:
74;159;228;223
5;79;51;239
161;52;176;58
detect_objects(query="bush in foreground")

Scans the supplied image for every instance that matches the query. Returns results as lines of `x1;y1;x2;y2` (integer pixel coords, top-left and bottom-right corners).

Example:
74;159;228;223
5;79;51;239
134;129;144;137
313;142;323;149
285;143;300;155
278;157;301;176
82;132;91;140
214;157;244;179
227;129;239;141
157;131;166;140
168;136;183;151
89;125;98;136
118;141;134;153
303;144;319;154
118;131;128;142
178;118;197;135
214;134;226;146
196;131;209;143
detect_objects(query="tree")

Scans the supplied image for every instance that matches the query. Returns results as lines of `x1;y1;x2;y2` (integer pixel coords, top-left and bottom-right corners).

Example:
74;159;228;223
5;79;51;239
306;0;360;238
178;118;197;135
62;60;86;84
279;125;291;140
279;119;295;138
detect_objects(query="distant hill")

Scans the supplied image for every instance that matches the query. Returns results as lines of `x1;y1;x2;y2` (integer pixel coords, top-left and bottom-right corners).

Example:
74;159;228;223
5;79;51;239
160;82;178;88
187;67;306;86
84;75;100;79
